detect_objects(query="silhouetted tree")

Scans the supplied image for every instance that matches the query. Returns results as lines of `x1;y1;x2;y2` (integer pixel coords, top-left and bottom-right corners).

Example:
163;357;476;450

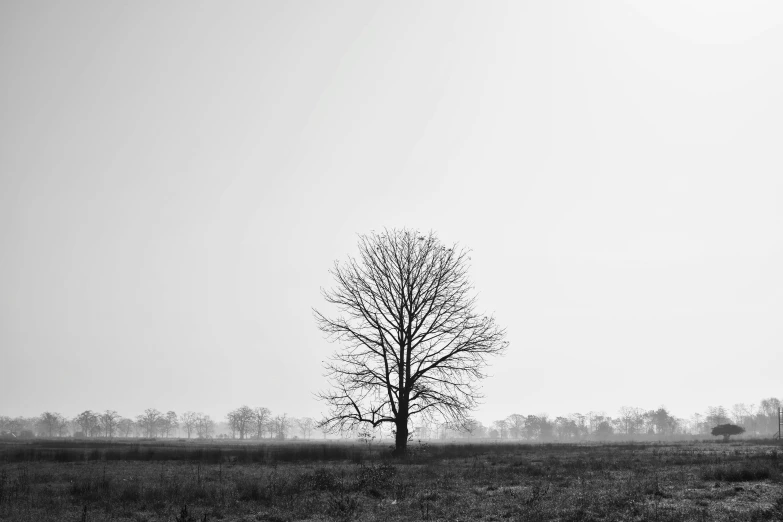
506;414;526;439
618;406;644;435
195;414;215;438
75;411;100;437
554;417;579;440
273;414;291;440
38;412;65;437
253;407;271;439
595;420;613;439
160;411;178;437
180;411;198;438
117;418;134;438
136;409;163;438
296;417;315;439
712;423;745;442
99;410;120;438
648;407;676;436
492;419;509;439
315;229;508;454
227;406;254;439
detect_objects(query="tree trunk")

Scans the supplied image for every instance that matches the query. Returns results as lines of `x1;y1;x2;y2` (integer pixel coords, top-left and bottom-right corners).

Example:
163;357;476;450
394;419;409;456
394;399;410;456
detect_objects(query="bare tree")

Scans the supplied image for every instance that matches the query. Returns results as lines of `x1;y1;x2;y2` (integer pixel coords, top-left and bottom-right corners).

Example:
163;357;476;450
163;411;179;437
273;414;292;440
136;409;164;438
38;412;65;437
618;406;640;435
227;406;255;440
253;407;271;439
506;414;526;439
75;410;100;437
760;398;781;434
297;417;315;439
180;411;198;438
492;419;509;439
314;229;508;454
195;414;215;438
706;406;730;428
117;418;134;438
99;410;120;438
226;411;238;438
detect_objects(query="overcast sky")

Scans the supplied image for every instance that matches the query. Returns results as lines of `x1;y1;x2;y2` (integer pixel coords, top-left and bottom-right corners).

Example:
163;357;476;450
2;1;783;425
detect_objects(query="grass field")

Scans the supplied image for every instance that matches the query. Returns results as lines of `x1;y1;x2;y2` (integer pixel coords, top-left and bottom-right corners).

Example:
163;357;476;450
2;438;783;521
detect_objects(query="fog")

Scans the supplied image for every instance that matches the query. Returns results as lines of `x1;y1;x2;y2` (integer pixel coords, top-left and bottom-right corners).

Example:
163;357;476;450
2;2;783;431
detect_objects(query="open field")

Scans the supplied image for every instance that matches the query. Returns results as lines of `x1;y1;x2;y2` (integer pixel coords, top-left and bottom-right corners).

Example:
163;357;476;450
2;439;783;521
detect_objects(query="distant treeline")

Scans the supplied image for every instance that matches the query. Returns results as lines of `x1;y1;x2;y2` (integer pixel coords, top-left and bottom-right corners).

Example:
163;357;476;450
0;407;316;441
1;397;781;441
446;399;780;441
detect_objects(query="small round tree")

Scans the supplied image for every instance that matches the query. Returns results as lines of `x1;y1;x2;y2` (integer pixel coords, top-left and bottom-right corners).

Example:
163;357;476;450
711;423;745;442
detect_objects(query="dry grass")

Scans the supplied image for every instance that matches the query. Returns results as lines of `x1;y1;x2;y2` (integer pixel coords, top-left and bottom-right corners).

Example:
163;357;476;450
1;439;783;521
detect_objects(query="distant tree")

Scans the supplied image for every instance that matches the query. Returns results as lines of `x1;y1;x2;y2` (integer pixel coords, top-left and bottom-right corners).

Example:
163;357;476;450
506;414;526;439
163;411;178;437
523;415;553;440
690;412;709;435
253;407;271;439
195;414;215;438
99;410;120;438
117;418;134;438
273;414;292;440
595;420;614;439
554;417;579;440
136;409;163;438
745;403;760;436
569;413;588;438
712;424;745;442
618;406;644;435
226;411;238;438
75;411;100;437
226;406;254;440
492;419;509;439
180;411;198;438
586;411;601;435
760;398;781;417
649;407;676;436
296;417;315;439
314;229;508;455
38;412;65;437
760;398;782;434
706;406;730;429
731;403;749;427
462;418;486;438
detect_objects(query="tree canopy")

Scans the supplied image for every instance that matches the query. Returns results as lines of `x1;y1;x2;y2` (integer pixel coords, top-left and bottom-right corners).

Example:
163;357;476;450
314;228;508;454
711;423;745;441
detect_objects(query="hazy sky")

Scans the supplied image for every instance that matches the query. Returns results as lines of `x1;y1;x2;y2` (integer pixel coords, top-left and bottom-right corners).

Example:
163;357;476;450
2;1;783;425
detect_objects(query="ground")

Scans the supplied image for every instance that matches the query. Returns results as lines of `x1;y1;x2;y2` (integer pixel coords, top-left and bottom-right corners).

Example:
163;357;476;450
1;439;782;521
